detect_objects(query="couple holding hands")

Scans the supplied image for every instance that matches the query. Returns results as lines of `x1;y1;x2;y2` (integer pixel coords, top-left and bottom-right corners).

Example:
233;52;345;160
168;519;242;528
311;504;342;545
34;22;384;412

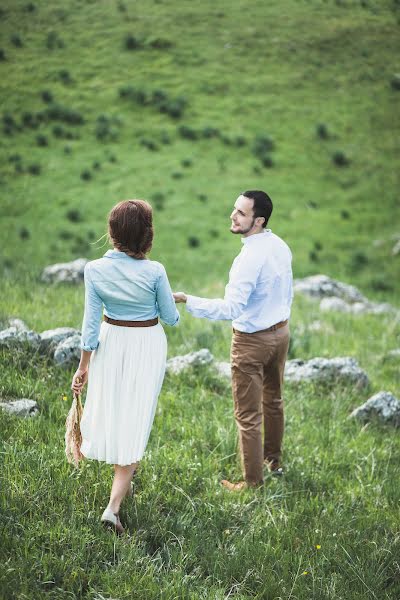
71;190;293;534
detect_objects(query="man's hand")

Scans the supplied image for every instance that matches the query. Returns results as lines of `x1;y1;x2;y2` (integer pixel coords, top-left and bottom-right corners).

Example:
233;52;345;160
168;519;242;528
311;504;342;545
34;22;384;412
173;292;187;303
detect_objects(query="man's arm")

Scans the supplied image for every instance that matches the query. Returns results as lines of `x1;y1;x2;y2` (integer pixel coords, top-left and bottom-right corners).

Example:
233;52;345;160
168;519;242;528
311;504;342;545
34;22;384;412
174;251;263;321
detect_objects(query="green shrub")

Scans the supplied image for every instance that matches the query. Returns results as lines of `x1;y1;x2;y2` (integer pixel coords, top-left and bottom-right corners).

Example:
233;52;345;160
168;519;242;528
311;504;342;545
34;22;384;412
95;115;119;142
66;209;83;222
11;34;23;48
52;125;65;138
234;135;246;147
80;170;92;181
202;126;220;138
19;227;30;240
341;209;350;219
316;123;329;139
309;250;318;262
181;159;192;168
252;134;275;158
59;69;72;84
188;236;200;248
0;49;6;61
58;230;73;240
44;104;84;125
151;192;165;211
92;161;101;170
63;145;71;154
36;134;48;147
390;74;400;90
178;125;198;140
261;155;274;168
8;154;21;163
349;251;368;272
25;2;36;12
198;193;207;202
332;151;350;167
46;31;64;50
160;131;171;144
124;34;141;50
21;112;40;129
140;138;159;151
148;37;173;49
41;90;53;103
28;163;41;175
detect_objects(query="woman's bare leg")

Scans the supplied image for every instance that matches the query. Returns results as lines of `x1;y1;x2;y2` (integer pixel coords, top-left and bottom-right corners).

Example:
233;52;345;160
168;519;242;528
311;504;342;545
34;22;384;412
107;462;138;514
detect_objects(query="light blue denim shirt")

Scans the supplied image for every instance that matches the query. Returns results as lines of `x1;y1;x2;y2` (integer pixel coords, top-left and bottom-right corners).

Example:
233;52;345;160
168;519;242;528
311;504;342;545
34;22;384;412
81;249;180;351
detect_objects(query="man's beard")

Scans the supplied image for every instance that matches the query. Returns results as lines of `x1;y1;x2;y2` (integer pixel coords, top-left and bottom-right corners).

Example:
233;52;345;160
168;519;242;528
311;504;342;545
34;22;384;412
230;218;256;235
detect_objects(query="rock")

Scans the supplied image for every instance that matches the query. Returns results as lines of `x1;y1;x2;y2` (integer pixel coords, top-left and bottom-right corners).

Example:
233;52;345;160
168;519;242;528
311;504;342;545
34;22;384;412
166;349;214;375
0;327;41;350
284;356;369;389
5;318;28;331
40;327;80;354
386;349;400;359
214;361;231;379
350;391;400;427
0;399;39;417
392;240;400;256
294;275;366;303
40;258;88;284
54;334;81;367
295;275;397;317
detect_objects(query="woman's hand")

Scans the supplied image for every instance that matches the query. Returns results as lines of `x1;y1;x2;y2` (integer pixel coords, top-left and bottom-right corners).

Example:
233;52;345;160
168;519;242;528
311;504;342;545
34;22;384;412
71;367;88;395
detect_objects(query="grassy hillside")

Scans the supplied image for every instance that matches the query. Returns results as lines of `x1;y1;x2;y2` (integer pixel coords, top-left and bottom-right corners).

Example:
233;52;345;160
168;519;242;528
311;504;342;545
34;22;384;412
1;1;400;599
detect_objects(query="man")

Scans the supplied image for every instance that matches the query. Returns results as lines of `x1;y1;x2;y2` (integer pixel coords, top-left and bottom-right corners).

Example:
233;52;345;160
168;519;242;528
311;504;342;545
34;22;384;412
173;190;293;491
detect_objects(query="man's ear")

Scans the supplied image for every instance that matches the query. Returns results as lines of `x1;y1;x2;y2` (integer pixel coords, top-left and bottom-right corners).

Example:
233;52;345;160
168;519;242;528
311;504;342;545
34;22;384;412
256;216;265;227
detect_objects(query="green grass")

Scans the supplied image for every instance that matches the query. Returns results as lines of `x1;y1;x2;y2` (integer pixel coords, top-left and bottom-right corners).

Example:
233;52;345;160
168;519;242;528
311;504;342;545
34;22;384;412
1;0;400;598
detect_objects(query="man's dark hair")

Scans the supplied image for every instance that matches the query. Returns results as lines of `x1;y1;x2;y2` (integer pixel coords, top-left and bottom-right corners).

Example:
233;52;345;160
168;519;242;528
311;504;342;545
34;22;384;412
242;190;273;228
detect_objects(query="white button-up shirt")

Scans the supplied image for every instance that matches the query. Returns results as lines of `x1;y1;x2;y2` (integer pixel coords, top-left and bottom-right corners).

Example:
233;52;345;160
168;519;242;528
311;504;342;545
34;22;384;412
186;230;293;333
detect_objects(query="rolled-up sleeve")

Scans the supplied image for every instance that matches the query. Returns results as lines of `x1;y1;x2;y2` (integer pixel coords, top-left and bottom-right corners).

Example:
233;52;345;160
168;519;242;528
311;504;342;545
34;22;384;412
156;265;180;326
80;264;103;351
186;251;263;321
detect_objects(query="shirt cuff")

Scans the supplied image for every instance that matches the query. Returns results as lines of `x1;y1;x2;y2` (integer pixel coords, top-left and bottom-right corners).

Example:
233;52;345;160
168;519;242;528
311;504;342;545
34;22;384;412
80;342;99;351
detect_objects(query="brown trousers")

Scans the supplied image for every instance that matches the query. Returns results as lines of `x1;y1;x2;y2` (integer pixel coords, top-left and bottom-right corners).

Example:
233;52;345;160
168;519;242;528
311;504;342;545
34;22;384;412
231;323;290;484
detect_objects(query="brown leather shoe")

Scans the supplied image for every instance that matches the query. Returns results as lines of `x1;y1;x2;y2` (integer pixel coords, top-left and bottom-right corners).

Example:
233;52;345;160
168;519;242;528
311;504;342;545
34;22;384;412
264;459;284;476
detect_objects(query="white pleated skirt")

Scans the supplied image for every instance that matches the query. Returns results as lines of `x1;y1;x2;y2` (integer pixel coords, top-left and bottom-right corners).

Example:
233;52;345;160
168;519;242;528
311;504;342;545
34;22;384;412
80;321;167;466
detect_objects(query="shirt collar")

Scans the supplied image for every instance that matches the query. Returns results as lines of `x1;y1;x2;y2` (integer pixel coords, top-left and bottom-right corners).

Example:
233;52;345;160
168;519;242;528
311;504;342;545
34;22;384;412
104;249;130;258
241;229;271;245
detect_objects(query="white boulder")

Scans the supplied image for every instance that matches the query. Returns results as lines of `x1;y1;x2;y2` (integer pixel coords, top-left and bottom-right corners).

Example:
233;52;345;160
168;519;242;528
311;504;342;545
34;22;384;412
41;258;88;284
0;399;39;417
54;334;82;367
166;349;214;375
40;327;80;354
284;356;369;388
350;391;400;427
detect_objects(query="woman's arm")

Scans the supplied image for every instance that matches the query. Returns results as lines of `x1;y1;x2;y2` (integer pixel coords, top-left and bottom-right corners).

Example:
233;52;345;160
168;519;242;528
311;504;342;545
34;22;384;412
71;264;103;393
156;265;180;326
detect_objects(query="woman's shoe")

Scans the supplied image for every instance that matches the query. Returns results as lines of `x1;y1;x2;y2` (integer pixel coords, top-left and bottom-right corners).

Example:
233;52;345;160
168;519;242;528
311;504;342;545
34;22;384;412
101;507;125;535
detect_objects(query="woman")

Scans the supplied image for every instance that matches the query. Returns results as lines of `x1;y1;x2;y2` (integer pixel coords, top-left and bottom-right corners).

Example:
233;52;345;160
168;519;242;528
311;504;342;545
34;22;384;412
71;199;179;534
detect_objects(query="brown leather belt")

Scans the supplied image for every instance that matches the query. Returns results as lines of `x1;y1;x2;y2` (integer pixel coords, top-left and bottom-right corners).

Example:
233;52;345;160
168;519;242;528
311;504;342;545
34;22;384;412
233;320;288;334
104;315;158;327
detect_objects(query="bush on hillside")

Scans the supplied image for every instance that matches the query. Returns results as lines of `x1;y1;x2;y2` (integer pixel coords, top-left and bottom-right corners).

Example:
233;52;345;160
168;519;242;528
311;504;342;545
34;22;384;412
198;193;207;202
151;192;165;211
309;250;318;262
209;229;219;238
44;104;84;125
147;37;173;49
19;227;30;240
234;136;246;147
3;113;19;135
21;112;40;129
8;154;21;163
349;251;368;272
261;155;274;168
36;134;48;147
95;115;119;142
92;161;101;170
181;159;192;168
66;209;83;222
390;74;400;90
202;126;220;138
171;171;183;179
140;138;159;151
58;230;73;240
0;49;6;61
316;123;329;139
341;209;350;219
46;31;64;50
160;131;171;144
332;151;350;167
52;125;65;138
64;145;71;154
117;2;126;12
41;90;53;103
11;34;23;48
59;69;72;85
80;170;92;181
252;134;275;158
188;236;200;248
25;3;36;12
124;34;142;50
28;163;41;175
178;125;198;140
